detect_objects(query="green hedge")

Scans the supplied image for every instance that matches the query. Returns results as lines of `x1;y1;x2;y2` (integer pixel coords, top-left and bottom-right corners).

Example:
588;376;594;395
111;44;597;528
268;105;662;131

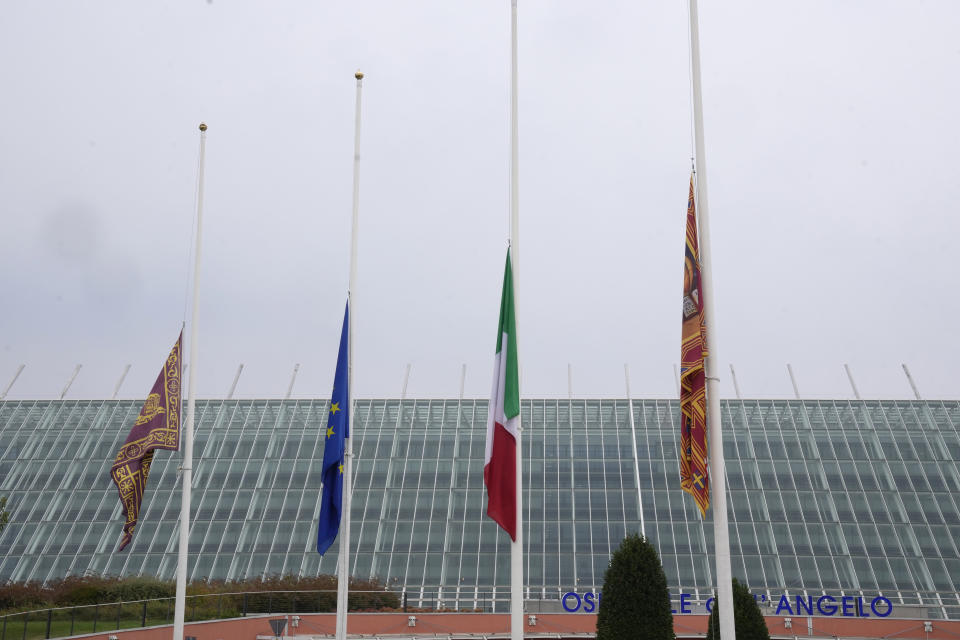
0;575;398;616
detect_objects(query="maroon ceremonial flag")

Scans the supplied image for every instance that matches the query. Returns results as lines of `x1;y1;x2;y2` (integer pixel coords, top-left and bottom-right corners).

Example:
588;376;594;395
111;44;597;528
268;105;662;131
111;333;182;551
680;176;710;517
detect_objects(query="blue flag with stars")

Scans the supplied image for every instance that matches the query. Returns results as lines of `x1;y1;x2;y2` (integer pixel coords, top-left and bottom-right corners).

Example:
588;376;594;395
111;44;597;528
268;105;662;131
317;302;349;555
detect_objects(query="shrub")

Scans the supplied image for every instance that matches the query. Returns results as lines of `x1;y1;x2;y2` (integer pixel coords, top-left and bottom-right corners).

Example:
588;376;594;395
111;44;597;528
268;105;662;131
0;581;46;610
104;576;175;602
705;578;771;640
0;573;399;616
596;533;675;640
49;577;107;605
46;576;174;606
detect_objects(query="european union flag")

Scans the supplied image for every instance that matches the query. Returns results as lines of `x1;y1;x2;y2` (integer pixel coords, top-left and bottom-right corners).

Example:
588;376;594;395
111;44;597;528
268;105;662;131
317;303;349;555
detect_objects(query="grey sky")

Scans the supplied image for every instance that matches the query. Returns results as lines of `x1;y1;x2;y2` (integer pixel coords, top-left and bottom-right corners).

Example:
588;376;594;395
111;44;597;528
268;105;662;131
1;1;957;401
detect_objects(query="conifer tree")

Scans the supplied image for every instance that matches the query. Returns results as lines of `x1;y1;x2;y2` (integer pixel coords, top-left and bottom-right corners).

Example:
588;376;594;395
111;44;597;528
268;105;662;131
596;533;675;640
705;578;771;640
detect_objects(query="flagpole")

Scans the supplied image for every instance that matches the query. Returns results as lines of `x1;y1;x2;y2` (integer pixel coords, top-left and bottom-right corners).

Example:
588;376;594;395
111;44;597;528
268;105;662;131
173;122;207;640
509;2;523;638
687;3;735;640
624;365;644;537
0;364;25;401
336;70;363;640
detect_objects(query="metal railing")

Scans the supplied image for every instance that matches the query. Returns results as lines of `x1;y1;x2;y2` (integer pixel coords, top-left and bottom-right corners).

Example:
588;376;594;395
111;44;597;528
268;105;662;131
389;586;960;620
0;589;396;640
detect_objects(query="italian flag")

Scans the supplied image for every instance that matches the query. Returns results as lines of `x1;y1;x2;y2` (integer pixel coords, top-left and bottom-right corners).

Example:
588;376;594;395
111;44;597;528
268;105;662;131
484;249;520;540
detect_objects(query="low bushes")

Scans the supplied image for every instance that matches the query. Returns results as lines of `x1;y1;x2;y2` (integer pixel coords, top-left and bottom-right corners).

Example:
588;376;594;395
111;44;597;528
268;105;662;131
0;575;399;616
0;581;46;611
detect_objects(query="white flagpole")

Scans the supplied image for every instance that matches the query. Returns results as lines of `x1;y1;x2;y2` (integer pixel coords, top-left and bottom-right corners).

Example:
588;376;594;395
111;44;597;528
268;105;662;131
0;364;25;401
509;2;524;638
336;70;364;640
624;365;644;537
687;4;735;640
173;122;207;640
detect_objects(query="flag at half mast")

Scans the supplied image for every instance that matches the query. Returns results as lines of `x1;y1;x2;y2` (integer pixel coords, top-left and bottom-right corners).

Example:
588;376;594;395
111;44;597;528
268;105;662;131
111;332;182;551
680;176;710;517
317;302;349;555
484;249;520;540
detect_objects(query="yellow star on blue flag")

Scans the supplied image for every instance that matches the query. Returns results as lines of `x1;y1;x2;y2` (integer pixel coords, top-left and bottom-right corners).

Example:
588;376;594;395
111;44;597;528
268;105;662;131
317;302;349;556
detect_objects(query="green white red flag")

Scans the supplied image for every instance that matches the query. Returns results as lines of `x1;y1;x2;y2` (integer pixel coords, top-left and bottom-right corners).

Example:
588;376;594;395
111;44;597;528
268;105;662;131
484;249;520;540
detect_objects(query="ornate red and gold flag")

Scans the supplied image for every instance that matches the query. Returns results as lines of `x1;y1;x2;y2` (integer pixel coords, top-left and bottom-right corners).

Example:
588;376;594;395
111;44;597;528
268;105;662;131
111;333;182;550
680;176;710;517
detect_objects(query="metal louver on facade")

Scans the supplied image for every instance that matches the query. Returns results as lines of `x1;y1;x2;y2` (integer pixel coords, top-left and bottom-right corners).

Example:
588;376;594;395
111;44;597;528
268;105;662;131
1;398;959;617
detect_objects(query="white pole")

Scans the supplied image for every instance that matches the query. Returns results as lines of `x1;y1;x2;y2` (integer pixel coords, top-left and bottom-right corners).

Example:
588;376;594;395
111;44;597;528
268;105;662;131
0;364;25;401
286;363;301;399
111;364;131;400
688;4;734;640
624;365;644;537
510;0;520;276
402;363;412;400
227;364;244;400
786;363;801;399
336;70;364;640
59;364;82;400
843;364;861;400
729;364;742;400
902;364;922;400
173;122;207;640
673;364;681;397
509;1;523;636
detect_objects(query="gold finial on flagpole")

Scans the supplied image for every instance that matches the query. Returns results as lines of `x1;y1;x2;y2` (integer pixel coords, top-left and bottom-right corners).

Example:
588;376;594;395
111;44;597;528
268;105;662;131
198;122;207;132
355;70;364;80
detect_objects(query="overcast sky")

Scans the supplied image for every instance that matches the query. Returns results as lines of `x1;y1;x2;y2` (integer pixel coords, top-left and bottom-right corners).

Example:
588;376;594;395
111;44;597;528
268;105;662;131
1;1;957;401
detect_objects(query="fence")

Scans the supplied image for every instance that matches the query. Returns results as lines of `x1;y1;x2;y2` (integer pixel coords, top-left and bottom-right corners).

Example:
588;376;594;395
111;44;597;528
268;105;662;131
0;589;393;640
1;587;957;640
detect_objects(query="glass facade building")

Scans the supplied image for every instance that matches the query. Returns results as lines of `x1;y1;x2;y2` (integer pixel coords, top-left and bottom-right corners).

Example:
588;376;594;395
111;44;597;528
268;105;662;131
1;398;959;616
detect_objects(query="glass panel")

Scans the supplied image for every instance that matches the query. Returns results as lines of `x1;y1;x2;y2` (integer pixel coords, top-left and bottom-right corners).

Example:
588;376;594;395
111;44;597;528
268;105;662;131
0;398;957;601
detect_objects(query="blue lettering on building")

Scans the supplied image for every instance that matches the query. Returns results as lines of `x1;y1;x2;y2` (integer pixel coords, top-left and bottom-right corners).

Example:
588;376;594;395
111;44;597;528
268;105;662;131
583;592;596;613
842;596;855;616
562;592;581;612
775;595;793;616
560;590;895;617
817;595;837;616
872;596;893;617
